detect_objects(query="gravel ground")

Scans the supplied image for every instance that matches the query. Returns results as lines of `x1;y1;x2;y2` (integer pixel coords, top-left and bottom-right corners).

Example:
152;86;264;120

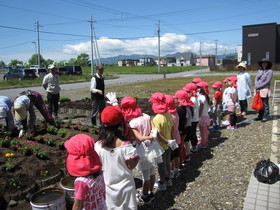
56;102;275;210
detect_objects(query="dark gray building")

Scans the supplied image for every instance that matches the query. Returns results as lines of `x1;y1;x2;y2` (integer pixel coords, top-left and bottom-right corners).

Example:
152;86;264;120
242;22;280;65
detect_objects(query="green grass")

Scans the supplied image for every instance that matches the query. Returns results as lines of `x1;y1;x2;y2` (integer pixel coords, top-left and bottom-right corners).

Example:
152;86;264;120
0;66;206;89
82;65;207;74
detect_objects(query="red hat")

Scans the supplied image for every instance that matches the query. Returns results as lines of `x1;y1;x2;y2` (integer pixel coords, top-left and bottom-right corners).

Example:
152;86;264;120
65;134;101;177
101;106;124;126
121;96;142;121
227;76;238;87
212;81;223;89
165;95;177;114
149;92;168;114
196;81;209;95
223;77;230;83
192;78;203;83
174;90;194;106
183;83;197;91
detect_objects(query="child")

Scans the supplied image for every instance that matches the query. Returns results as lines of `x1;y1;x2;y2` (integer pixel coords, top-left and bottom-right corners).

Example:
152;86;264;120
95;106;140;209
121;96;163;203
196;81;211;148
64;134;106;210
223;77;238;129
192;78;203;84
165;94;181;178
211;81;223;130
149;93;175;191
183;83;199;153
174;90;194;167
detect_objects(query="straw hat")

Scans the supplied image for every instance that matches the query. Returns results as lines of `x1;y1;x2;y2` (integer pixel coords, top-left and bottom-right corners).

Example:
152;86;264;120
236;62;246;70
14;105;27;121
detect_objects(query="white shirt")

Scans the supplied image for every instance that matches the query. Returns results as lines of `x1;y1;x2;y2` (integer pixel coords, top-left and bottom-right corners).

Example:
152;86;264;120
223;87;237;106
237;71;252;100
95;141;138;210
191;96;199;122
90;73;104;93
198;94;210;117
42;73;61;94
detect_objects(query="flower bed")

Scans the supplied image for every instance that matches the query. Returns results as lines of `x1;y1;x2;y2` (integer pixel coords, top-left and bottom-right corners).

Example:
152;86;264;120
0;119;99;204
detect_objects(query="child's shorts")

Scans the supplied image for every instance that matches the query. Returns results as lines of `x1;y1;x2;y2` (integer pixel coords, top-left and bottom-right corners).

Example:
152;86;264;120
227;105;236;112
142;165;156;181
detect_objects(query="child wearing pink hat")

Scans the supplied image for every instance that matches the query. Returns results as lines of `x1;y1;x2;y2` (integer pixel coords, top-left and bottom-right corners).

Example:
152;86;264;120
95;106;140;209
121;96;164;203
196;82;211;148
165;95;181;178
183;83;199;153
222;77;238;129
65;134;106;210
192;78;203;84
149;93;175;191
174;90;194;167
211;81;223;130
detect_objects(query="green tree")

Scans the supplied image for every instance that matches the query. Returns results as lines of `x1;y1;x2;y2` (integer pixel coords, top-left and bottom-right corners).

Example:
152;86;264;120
76;53;90;67
28;54;46;67
0;60;5;67
68;58;77;65
9;59;23;68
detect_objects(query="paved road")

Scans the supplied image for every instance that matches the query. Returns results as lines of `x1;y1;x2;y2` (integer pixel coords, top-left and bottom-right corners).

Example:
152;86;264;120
1;68;210;99
2;68;277;100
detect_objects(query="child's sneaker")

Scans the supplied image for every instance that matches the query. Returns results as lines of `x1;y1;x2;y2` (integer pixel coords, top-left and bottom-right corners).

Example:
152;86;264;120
166;179;173;187
222;120;230;126
140;194;151;204
148;192;155;201
157;182;167;191
197;143;207;149
226;125;237;130
174;169;182;178
190;147;198;153
170;171;175;179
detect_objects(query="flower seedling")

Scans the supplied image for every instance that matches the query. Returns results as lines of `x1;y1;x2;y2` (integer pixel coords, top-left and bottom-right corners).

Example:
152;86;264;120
0;136;11;147
5;153;15;171
40;170;49;177
46;125;57;134
24;133;34;140
9;175;21;189
58;128;67;137
16;140;37;155
35;149;47;159
34;135;45;143
56;140;66;150
45;138;55;146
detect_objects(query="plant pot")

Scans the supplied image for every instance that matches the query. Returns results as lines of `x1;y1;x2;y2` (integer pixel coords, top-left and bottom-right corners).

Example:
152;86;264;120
60;176;75;205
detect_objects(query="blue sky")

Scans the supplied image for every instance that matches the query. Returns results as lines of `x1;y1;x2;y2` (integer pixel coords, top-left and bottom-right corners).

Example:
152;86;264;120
0;0;279;63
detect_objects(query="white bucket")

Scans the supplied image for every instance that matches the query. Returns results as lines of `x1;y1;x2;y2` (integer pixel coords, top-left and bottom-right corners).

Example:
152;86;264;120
60;176;75;204
30;187;66;210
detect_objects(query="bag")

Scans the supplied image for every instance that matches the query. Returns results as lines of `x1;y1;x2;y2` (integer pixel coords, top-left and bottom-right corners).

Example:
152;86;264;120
254;159;279;184
252;92;263;110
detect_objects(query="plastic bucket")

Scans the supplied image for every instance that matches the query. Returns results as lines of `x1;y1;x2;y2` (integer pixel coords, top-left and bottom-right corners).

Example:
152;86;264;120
30;187;66;210
60;176;75;204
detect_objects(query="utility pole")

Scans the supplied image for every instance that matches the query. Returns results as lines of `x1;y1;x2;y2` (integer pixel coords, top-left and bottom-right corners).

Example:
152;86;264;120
214;40;218;65
199;42;202;73
157;20;161;75
32;41;37;59
89;16;94;76
36;21;41;67
92;23;101;65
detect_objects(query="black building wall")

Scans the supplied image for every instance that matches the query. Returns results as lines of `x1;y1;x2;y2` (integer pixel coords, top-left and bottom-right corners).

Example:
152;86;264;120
276;25;280;63
242;23;277;65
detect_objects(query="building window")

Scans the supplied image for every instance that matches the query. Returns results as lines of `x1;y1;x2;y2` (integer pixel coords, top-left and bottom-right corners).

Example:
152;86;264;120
247;53;251;65
266;52;269;59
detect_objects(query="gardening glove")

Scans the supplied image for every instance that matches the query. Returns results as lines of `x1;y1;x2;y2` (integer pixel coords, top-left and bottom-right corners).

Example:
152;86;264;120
106;92;118;106
235;102;240;109
18;129;24;138
167;139;179;151
151;128;158;139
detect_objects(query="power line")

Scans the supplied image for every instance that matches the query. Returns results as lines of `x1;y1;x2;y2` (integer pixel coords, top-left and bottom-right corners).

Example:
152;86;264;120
0;41;32;50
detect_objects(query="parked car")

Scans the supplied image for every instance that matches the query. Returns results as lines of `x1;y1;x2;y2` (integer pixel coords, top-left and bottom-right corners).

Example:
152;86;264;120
64;65;82;75
3;67;37;80
57;65;82;75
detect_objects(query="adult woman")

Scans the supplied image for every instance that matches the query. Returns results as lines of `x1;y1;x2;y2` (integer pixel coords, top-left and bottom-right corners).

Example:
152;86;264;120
254;58;273;122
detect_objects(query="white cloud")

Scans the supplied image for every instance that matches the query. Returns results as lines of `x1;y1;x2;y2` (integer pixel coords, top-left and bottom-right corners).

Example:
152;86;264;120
62;33;234;58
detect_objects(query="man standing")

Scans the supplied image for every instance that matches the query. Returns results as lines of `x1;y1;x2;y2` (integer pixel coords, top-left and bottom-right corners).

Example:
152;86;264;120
90;65;105;126
42;64;61;117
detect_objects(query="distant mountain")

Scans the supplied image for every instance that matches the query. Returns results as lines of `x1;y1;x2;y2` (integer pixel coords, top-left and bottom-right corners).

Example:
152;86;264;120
100;52;237;64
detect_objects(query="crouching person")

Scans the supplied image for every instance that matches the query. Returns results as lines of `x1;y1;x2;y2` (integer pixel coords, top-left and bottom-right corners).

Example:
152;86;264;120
0;96;16;135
